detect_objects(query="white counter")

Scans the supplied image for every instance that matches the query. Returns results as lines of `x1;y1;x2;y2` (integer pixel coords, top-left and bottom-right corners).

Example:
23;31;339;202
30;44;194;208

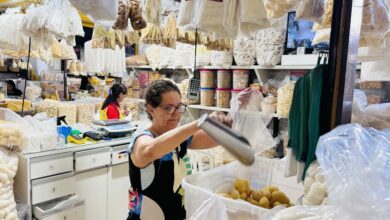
15;138;132;220
22;137;131;158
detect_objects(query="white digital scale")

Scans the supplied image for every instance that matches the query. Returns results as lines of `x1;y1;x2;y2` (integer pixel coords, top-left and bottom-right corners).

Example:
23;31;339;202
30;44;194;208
93;120;137;138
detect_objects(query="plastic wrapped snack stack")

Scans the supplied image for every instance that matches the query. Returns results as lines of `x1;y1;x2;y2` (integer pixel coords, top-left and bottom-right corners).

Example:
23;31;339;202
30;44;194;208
234;35;256;66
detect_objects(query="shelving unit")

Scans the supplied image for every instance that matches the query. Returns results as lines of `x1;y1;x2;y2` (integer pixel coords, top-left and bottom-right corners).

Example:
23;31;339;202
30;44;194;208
187;105;230;112
127;65;361;70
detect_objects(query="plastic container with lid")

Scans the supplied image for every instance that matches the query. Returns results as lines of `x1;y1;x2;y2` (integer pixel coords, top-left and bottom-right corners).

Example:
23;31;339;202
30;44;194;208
216;88;231;108
217;69;232;88
138;71;149;86
233;69;249;89
200;69;215;88
200;88;215;106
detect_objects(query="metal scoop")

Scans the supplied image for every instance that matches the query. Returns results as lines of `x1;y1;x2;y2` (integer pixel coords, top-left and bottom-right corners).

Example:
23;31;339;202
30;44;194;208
198;114;255;166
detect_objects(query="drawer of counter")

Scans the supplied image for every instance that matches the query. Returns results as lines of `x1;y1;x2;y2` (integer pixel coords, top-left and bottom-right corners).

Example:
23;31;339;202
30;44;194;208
74;147;111;172
30;153;73;180
32;173;75;205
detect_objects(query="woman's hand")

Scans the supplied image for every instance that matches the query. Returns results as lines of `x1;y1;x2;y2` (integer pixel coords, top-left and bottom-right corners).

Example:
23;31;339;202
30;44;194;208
209;111;233;127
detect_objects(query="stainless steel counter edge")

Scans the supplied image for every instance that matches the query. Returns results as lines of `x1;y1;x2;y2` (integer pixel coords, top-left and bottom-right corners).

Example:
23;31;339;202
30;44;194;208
21;138;131;159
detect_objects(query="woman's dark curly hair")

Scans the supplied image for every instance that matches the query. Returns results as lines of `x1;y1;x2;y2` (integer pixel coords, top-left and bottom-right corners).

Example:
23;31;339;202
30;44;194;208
145;80;181;120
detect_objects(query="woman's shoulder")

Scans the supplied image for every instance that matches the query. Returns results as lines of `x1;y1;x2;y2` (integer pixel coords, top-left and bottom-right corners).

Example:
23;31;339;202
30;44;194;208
128;129;154;153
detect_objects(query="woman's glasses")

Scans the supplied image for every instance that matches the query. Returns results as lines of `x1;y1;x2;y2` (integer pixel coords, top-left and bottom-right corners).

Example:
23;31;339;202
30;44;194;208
159;103;187;115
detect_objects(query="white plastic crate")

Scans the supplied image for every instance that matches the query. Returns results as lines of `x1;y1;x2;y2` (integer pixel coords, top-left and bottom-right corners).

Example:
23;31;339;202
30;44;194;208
182;157;303;220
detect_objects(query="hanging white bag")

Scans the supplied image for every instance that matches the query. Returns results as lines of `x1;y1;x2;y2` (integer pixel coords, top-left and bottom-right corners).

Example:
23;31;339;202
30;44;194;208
196;0;227;37
239;0;270;36
222;0;239;38
69;0;118;28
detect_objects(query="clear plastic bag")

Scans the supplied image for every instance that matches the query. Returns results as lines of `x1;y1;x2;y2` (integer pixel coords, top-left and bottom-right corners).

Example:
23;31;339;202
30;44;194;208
316;124;390;220
352;89;390;130
182;158;278;220
361;59;390;81
296;0;326;23
263;0;299;21
229;89;275;154
272;205;336;220
360;0;390;48
233;35;256;66
190;195;228;220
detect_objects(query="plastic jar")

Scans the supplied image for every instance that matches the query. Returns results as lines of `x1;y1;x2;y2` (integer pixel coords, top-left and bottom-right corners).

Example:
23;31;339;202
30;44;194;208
200;69;215;88
233;69;249;89
139;87;147;99
216;88;231;108
138;71;149;86
132;89;140;99
200;88;215;106
217;69;232;88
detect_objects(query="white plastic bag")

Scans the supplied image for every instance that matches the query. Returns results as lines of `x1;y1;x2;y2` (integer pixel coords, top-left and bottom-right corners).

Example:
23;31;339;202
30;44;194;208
69;0;118;28
316;124;390;220
210;50;233;67
361;60;390;81
0;148;19;220
229;89;275;154
352;89;390;130
190;196;228;220
182;158;276;220
312;28;331;45
296;0;326;23
233;35;256;66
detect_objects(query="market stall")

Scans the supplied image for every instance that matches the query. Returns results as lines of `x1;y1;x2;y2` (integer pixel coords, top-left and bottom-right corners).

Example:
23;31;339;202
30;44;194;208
0;0;389;220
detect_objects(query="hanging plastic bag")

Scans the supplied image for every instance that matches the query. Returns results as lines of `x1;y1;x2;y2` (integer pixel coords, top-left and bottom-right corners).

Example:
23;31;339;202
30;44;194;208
190;195;228;220
229;89;275;154
69;0;118;28
263;0;299;21
316;124;390;220
296;0;326;23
